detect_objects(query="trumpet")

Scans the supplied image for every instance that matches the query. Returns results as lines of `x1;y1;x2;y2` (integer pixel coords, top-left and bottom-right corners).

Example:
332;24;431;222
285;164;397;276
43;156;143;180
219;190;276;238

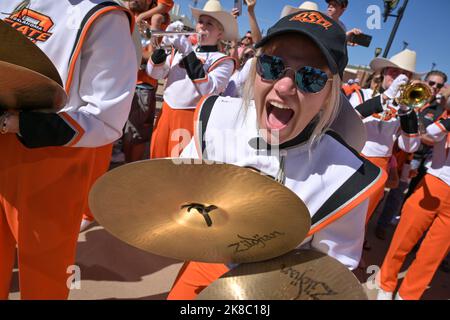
396;82;433;135
397;82;432;109
138;20;202;49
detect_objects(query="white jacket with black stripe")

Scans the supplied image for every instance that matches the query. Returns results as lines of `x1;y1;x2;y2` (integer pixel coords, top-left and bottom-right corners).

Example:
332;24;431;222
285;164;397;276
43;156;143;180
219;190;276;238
181;96;388;270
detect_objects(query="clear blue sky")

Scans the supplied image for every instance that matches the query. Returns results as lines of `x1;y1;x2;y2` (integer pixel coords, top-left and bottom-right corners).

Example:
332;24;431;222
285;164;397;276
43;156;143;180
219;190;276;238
174;0;450;79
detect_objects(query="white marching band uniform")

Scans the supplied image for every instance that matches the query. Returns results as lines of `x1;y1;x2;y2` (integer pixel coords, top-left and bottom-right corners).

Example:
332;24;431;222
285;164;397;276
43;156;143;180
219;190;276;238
349;88;421;158
181;96;387;270
147;47;235;109
426;120;450;185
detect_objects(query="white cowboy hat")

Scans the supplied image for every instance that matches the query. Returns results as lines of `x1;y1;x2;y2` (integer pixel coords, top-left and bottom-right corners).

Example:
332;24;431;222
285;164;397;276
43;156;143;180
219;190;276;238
280;1;319;18
370;49;424;77
191;0;238;41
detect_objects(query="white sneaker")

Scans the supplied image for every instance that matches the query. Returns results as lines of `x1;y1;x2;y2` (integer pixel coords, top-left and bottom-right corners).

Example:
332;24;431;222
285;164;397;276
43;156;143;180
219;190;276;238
395;292;404;300
376;288;394;300
80;218;94;232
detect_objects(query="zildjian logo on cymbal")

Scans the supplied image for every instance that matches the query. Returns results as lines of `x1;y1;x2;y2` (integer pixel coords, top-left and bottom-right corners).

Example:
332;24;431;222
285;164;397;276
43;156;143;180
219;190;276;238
228;231;286;253
280;265;338;300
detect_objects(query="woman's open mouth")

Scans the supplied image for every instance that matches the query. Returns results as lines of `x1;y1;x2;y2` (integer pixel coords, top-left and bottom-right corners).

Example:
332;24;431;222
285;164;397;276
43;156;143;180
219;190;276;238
266;101;295;130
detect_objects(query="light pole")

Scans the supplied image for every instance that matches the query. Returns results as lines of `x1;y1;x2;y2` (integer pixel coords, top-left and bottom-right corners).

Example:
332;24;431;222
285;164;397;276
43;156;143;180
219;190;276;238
402;41;409;50
382;0;410;58
375;47;383;57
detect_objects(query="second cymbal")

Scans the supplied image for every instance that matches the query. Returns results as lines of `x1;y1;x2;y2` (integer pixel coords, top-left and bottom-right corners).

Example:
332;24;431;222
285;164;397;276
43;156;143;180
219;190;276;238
197;249;368;300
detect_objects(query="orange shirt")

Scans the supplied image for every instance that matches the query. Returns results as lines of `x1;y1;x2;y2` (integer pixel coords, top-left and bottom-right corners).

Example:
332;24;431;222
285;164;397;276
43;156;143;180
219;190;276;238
342;84;354;97
351;83;361;92
152;0;174;11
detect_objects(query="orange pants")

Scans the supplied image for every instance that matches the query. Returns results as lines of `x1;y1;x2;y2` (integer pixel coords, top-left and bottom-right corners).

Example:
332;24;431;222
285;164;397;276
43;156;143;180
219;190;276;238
82;144;113;222
167;261;229;300
380;174;450;299
150;101;195;159
0;134;95;299
364;156;390;224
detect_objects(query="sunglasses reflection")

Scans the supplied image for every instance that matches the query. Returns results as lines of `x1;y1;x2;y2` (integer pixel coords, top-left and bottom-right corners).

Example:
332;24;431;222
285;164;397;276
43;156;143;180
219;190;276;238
256;54;330;94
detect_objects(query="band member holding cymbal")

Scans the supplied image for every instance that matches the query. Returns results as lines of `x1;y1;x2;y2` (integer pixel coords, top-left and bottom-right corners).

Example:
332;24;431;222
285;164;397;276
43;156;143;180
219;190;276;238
0;1;136;299
167;10;420;299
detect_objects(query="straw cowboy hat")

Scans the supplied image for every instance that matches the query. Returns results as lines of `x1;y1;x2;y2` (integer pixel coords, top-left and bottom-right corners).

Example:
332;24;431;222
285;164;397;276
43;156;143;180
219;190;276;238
280;1;319;18
191;0;238;41
370;49;424;77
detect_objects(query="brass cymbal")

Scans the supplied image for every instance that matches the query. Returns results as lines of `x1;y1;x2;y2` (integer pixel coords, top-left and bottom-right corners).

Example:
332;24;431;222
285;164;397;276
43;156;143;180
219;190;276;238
0;61;67;111
89;159;311;264
197;249;368;300
0;19;62;85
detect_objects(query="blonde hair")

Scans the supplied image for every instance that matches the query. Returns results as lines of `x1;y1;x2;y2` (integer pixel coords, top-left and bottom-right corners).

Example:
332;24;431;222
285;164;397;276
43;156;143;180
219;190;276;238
241;49;342;149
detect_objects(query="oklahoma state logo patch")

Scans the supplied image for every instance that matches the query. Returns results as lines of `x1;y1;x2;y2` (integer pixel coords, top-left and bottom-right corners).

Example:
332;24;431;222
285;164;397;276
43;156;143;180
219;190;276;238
290;12;333;30
4;8;54;43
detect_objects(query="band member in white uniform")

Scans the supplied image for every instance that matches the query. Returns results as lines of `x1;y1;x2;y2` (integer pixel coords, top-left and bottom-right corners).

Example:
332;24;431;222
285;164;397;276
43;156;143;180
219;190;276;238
349;49;422;223
377;110;450;300
146;0;237;158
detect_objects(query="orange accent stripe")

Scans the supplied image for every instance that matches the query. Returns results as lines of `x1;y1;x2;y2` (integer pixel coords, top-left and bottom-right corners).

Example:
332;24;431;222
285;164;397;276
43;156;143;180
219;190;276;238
191;58;208;83
193;73;209;84
193;95;210;159
404;132;420;138
307;167;388;236
436;121;447;133
207;56;237;73
355;90;364;105
419;103;431;113
437;111;448;121
65;6;133;95
59;112;85;146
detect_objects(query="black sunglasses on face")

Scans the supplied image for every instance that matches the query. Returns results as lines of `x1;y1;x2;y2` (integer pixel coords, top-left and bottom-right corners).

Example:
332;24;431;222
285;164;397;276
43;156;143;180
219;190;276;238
428;81;444;89
256;54;332;93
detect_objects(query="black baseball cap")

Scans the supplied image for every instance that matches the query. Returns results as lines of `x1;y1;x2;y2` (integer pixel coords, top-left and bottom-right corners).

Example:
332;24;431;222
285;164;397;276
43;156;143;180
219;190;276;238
325;0;349;8
255;10;348;78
